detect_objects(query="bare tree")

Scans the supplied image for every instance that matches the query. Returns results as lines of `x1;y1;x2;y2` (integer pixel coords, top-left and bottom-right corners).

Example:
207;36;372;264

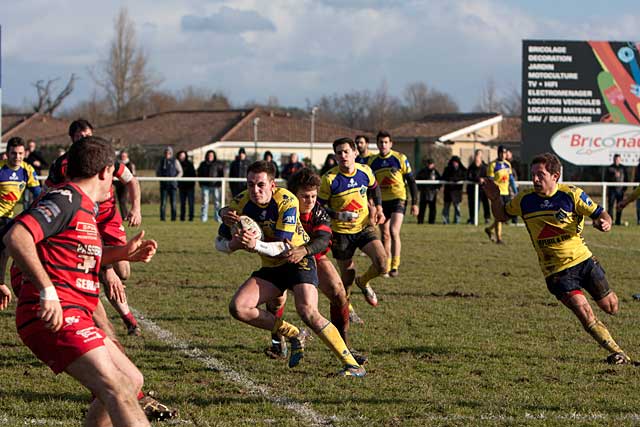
368;80;402;130
474;78;502;113
90;7;161;120
475;79;522;116
403;82;459;119
32;74;77;115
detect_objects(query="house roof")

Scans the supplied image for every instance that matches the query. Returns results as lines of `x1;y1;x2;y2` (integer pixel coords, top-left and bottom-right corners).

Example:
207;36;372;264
390;113;501;141
493;116;521;143
2;113;32;135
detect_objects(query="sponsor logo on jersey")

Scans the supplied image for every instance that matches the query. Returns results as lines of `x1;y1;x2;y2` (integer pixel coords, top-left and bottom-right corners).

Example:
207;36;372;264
381;176;395;187
76;326;104;343
35;200;62;223
540;200;553;209
343;200;363;212
9;172;18;181
580;191;594;206
1;193;18;202
76;243;102;256
282;207;297;225
76;222;98;236
76;278;99;291
347;178;359;188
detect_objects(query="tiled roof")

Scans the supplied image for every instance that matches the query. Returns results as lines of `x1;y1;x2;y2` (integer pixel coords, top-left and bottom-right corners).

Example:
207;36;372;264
493;116;521;143
2;113;32;135
390;113;500;140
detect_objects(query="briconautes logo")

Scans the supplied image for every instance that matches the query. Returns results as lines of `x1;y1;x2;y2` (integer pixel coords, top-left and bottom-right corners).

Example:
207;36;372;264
551;123;640;165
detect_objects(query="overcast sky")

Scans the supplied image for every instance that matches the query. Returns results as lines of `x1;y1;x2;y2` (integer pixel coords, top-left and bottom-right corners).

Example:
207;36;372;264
2;0;639;113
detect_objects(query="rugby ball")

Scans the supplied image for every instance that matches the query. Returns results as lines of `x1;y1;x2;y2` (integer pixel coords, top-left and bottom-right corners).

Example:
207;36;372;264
231;215;263;240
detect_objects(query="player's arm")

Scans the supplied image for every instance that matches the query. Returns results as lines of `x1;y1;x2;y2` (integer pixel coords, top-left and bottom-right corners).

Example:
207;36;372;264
484;180;509;222
367;181;385;225
619;186;640;209
3;223;62;331
116;165;142;227
102;231;157;265
593;210;612;232
0;249;12;310
405;173;419;216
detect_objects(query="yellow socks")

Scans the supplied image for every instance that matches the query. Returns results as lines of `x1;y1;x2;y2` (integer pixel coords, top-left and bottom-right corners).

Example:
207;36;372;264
317;322;359;367
386;257;392;272
496;222;503;241
391;256;400;270
586;319;623;353
272;318;300;339
359;264;380;287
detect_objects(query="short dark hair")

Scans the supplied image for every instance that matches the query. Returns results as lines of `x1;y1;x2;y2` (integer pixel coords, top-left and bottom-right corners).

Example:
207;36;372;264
6;137;26;153
247;160;276;180
333;137;355;151
355;135;369;143
288;168;321;194
206;150;216;161
531;152;562;176
376;130;391;141
67;136;115;179
68;119;93;138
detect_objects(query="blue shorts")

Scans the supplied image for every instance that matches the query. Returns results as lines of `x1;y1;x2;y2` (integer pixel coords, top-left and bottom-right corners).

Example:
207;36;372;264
251;255;318;293
381;199;406;218
331;225;379;260
545;257;611;301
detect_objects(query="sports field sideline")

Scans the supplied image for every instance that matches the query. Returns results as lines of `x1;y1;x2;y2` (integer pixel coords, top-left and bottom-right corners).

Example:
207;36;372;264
2;204;640;426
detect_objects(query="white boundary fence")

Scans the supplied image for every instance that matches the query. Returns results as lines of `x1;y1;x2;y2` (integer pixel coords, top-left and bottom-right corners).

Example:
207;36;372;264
40;176;633;227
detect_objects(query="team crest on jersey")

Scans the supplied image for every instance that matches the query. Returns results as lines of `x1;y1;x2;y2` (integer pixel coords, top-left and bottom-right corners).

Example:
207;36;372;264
9;171;18;181
347;178;359;188
359;186;367;196
18;182;26;191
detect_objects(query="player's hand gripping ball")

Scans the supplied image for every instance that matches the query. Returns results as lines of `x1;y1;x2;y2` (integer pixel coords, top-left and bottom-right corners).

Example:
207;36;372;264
232;215;263;240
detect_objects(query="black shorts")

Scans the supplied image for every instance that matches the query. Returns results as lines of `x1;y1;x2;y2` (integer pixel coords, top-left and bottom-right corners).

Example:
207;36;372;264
331;225;379;261
545;257;611;301
381;199;406;219
251;255;318;293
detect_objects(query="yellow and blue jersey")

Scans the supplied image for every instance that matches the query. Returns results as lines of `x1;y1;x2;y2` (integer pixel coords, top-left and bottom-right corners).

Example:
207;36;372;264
488;160;513;196
355;155;372;165
0;160;39;218
505;184;603;277
318;164;377;234
368;150;413;201
224;187;309;267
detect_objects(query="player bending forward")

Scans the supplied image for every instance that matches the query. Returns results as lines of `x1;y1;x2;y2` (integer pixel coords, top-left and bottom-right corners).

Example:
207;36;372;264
264;168;368;365
484;152;631;364
216;160;366;376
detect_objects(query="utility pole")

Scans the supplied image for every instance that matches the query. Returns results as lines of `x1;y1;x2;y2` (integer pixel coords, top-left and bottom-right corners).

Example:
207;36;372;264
253;117;260;161
310;106;318;168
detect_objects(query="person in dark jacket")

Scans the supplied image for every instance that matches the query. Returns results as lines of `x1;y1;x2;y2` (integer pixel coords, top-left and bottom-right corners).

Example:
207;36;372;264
156;146;183;221
229;148;250;196
198;150;225;222
605;154;627;225
263;151;280;179
415;158;441;224
281;153;304;182
320;153;337;175
466;149;490;224
441;156;467;224
177;150;196;221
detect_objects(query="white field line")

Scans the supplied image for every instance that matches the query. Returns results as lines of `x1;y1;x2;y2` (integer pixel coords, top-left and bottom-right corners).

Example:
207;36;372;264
130;307;335;427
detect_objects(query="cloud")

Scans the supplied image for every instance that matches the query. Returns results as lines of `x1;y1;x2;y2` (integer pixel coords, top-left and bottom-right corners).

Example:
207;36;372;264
317;0;404;9
181;7;276;34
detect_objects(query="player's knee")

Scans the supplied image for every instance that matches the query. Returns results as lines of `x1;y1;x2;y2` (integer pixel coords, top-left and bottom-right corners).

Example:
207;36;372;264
598;293;619;315
228;300;242;320
295;304;317;326
374;255;388;274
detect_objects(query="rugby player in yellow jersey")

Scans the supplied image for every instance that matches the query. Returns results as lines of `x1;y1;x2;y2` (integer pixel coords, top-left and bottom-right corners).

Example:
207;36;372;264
217;160;366;376
484;145;514;244
0;137;42;226
368;131;418;277
485;152;631;364
355;135;373;165
319;138;388;309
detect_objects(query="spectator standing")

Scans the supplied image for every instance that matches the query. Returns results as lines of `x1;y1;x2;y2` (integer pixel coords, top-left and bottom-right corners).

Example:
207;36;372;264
320;154;337;175
281;153;304;182
466;150;490;224
177;151;196;221
229;148;250;197
114;150;136;219
198;150;225;222
605;154;627;225
416;158;441;224
156;146;182;221
263;151;280;178
441;156;467;224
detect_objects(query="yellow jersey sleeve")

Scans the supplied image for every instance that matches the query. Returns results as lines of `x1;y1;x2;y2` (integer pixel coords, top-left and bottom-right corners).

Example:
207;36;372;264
572;186;602;219
25;163;39;188
505;191;525;217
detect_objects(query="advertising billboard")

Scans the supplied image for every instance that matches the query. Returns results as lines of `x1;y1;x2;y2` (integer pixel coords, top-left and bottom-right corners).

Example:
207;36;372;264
522;40;640;166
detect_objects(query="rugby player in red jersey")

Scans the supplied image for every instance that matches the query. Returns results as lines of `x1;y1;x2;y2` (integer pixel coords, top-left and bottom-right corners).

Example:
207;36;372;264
4;136;157;426
48;119;143;336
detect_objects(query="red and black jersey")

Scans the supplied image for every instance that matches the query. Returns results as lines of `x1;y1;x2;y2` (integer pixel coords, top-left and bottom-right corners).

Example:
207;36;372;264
299;202;332;260
14;183;103;338
46;154;130;224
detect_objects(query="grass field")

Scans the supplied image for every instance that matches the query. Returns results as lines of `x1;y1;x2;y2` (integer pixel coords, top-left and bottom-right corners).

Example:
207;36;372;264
3;203;640;426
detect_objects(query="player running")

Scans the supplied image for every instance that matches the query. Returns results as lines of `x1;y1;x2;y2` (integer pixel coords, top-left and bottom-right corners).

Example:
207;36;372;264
264;168;368;365
484;152;631;364
48;119;143;336
0;137;42;226
216;160;366;376
484;145;514;244
367;131;418;277
355;135;373;165
319;137;387;311
4;136;158;425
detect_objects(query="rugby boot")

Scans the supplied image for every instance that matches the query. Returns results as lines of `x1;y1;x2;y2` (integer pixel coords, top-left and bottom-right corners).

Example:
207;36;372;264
264;339;288;360
337;364;366;377
355;277;378;307
606;351;631;365
348;305;364;325
140;393;178;421
288;329;311;368
350;349;368;366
